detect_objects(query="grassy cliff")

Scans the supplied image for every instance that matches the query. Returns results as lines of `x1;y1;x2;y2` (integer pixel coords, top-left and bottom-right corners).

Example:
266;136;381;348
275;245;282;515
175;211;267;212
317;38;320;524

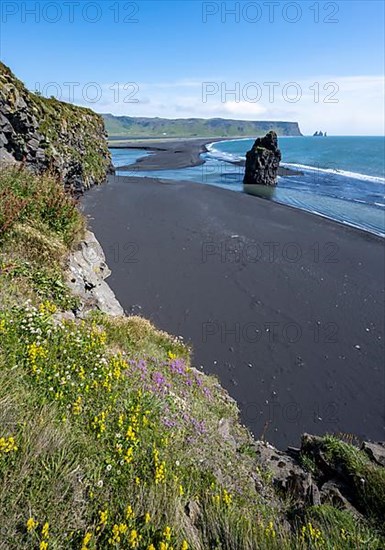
103;114;302;139
0;63;112;192
1;169;385;549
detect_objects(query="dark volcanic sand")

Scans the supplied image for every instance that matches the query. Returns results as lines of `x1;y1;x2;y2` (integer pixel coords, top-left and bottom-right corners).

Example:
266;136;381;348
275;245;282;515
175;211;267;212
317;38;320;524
111;138;302;177
82;174;385;449
113;138;217;171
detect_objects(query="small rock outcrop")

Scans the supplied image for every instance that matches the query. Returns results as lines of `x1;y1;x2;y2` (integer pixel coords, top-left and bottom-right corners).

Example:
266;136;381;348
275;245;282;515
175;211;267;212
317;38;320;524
243;131;282;187
0;62;113;193
253;440;320;506
254;434;385;522
66;231;124;317
361;440;385;467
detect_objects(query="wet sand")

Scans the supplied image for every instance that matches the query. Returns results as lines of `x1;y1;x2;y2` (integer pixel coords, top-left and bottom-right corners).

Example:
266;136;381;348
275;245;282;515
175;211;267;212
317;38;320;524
82;172;385;449
112;137;302;176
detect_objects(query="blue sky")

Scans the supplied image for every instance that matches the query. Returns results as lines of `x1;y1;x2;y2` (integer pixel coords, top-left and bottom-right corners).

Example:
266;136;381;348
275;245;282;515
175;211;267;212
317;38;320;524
1;0;384;134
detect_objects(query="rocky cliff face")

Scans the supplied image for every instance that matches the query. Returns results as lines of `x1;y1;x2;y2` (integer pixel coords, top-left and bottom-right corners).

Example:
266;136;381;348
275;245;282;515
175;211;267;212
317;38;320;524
243;131;282;187
0;62;112;193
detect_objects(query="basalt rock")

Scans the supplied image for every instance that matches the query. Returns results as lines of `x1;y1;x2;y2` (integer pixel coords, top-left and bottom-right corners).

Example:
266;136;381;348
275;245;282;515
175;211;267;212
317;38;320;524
66;230;124;317
0;62;113;193
252;440;320;506
253;433;385;526
243;131;282;187
361;441;385;467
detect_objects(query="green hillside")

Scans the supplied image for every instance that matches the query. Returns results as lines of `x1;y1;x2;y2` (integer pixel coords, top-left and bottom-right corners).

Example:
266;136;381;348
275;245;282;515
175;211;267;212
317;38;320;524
102;114;302;139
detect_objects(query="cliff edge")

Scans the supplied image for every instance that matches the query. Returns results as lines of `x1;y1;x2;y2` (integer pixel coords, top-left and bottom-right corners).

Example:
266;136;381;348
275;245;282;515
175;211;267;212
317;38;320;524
0;62;112;193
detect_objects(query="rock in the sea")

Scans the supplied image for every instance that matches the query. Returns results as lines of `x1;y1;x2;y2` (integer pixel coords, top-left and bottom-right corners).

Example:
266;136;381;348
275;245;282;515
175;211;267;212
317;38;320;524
243;131;282;187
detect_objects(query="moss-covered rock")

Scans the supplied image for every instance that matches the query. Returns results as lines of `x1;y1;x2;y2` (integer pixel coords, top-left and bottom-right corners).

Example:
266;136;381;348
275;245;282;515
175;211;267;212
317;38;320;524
0;62;112;192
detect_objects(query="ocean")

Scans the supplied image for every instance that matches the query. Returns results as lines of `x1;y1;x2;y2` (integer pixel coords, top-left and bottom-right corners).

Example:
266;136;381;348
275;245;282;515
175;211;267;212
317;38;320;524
112;136;385;237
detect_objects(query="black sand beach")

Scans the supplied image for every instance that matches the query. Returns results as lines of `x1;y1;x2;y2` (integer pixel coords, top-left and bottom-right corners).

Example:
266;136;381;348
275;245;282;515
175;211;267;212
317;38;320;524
82;147;385;449
112;137;301;177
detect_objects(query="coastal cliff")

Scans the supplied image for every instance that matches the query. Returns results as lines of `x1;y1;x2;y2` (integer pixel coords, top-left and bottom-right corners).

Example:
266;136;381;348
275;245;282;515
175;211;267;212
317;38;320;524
103;113;303;139
0;62;112;193
0;66;384;549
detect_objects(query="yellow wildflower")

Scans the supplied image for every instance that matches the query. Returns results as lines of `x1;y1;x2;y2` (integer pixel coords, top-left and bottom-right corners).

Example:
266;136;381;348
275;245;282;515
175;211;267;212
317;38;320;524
26;517;38;532
41;522;49;539
222;489;232;506
81;532;92;549
301;522;323;543
145;512;151;524
179;484;184;497
128;529;141;548
153;446;166;484
126;425;138;442
40;542;48;550
181;542;189;550
168;351;177;360
110;523;128;544
92;411;108;437
72;396;82;416
126;505;135;520
98;509;108;526
124;447;134;464
27;342;47;375
163;526;172;541
265;520;276;538
39;301;57;315
0;436;18;454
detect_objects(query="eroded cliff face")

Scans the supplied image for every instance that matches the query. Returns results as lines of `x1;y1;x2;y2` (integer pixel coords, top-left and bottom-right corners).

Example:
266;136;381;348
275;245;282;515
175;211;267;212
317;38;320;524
0;62;112;193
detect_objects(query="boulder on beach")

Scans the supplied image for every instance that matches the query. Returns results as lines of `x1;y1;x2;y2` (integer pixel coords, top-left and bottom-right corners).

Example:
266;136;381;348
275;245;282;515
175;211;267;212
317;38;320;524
243;131;282;187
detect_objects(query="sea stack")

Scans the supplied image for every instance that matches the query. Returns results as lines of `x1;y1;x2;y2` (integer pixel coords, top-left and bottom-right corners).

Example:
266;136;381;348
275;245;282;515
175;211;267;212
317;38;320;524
243;131;282;187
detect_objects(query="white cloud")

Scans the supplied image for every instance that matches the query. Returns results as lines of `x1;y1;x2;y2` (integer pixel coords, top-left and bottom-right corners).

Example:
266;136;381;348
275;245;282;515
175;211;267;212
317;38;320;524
62;75;385;135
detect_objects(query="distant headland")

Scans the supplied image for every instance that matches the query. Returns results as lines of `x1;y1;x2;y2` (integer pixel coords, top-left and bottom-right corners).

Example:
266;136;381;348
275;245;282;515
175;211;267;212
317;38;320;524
102;113;303;139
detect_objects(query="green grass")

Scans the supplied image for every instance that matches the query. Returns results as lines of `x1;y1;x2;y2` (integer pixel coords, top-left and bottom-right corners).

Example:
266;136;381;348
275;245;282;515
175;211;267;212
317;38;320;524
321;436;385;523
0;165;384;549
300;506;384;549
0;167;83;311
0;166;84;245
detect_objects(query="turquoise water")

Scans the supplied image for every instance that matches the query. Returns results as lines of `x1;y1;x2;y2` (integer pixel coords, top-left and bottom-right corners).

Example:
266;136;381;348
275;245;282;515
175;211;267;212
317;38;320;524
111;136;385;237
212;136;385;179
110;148;149;167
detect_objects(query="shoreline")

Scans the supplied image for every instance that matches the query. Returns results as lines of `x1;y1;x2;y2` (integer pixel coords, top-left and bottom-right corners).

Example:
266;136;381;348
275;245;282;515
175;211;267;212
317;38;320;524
82;172;385;449
111;137;303;177
110;138;384;237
